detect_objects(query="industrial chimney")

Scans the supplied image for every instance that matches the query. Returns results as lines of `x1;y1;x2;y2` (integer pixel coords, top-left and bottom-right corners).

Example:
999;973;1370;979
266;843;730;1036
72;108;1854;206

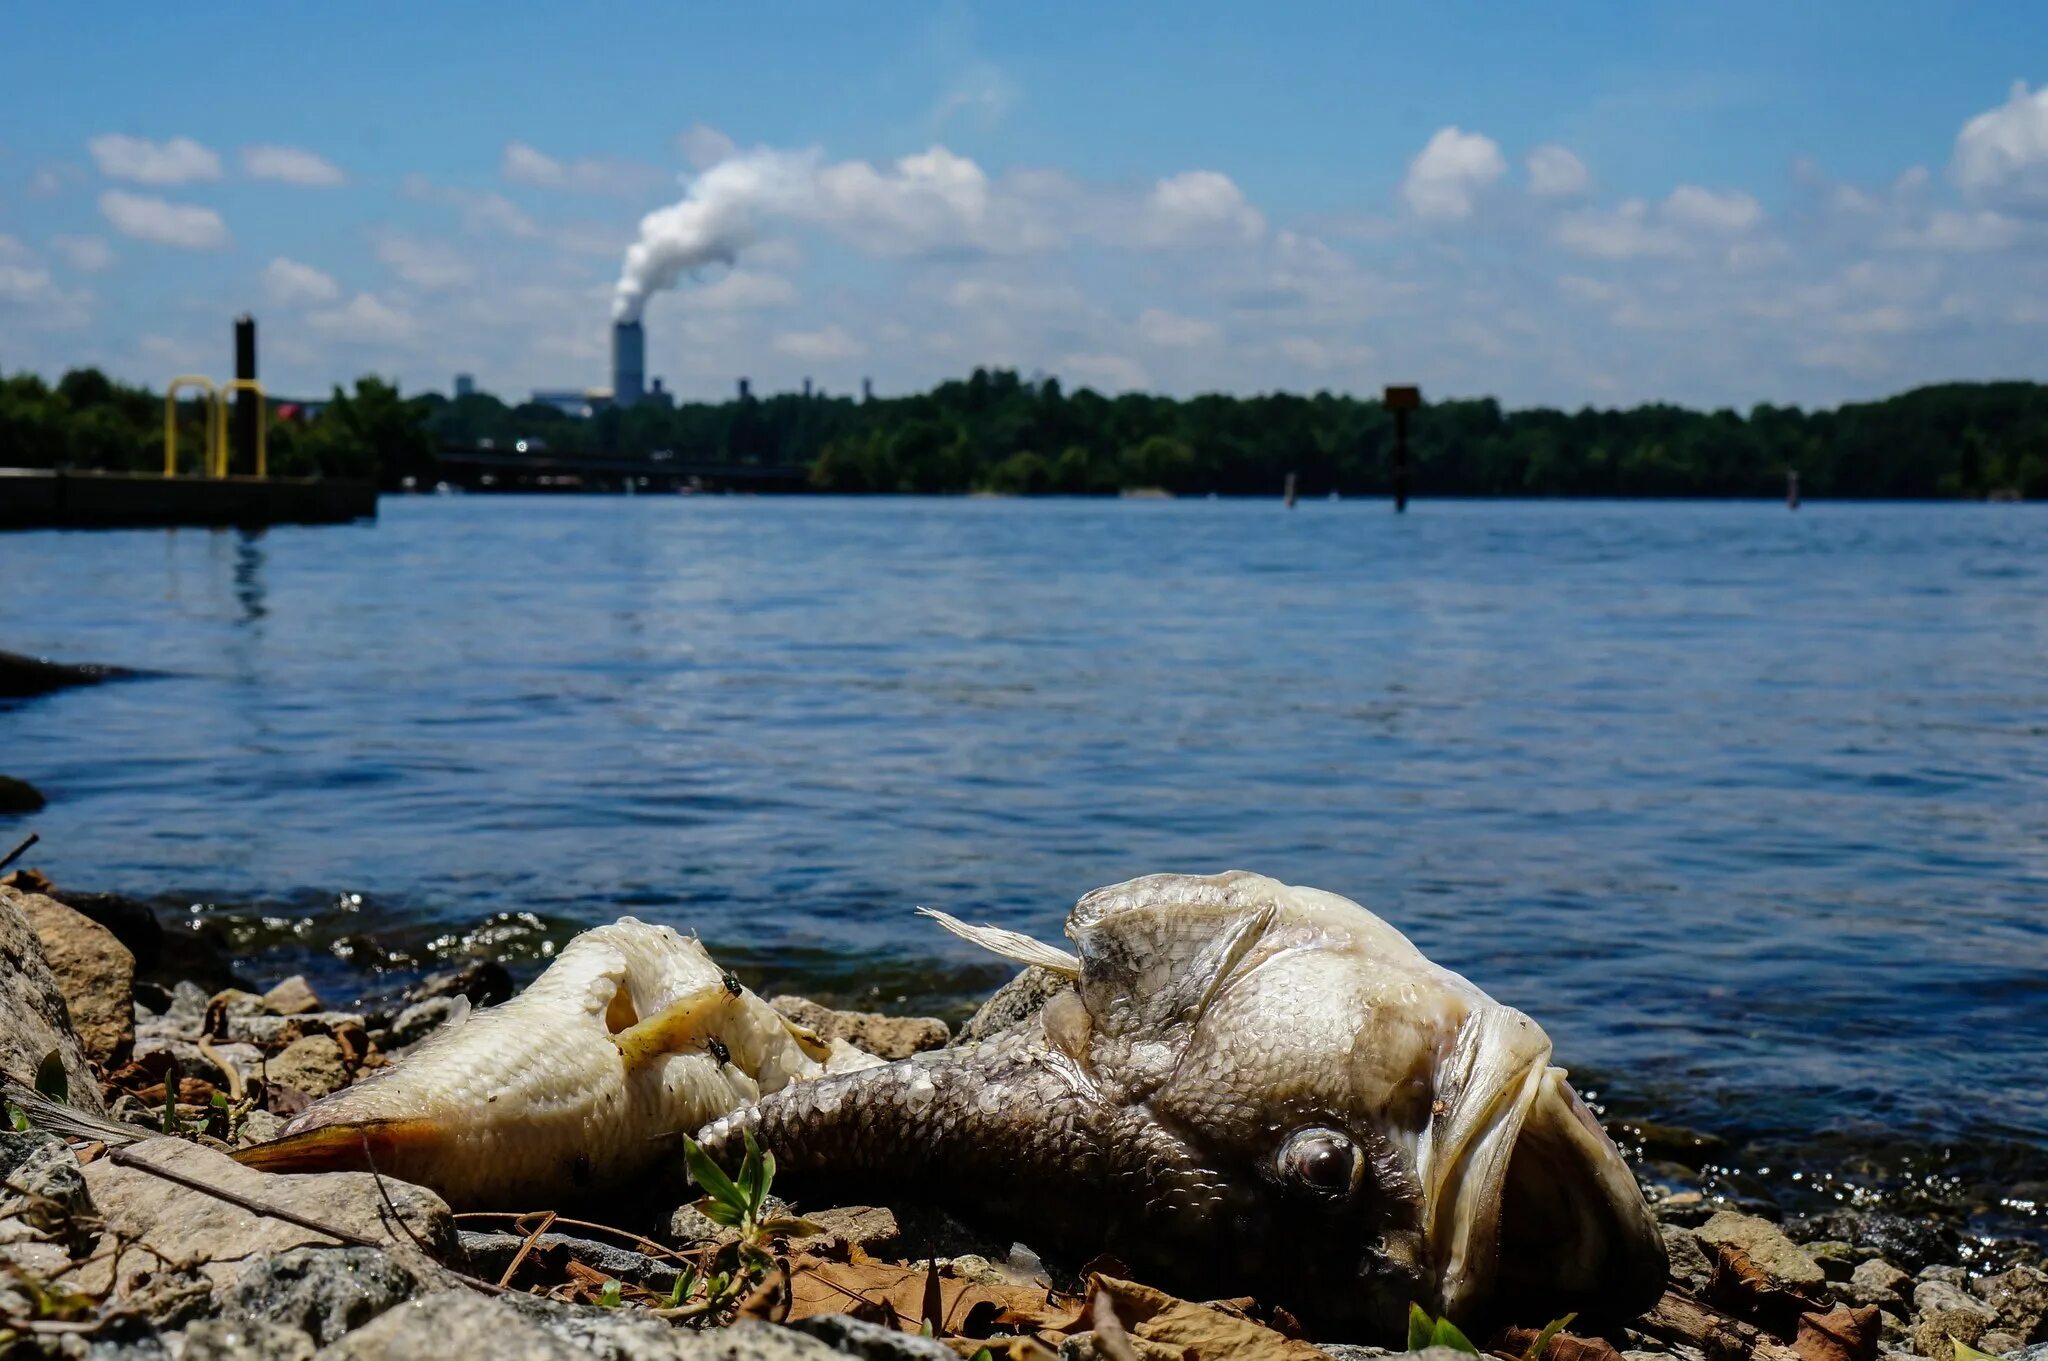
612;320;645;408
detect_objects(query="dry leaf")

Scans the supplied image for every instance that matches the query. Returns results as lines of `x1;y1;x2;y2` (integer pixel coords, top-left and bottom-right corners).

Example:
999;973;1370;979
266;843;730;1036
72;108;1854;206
782;1252;1077;1339
1085;1274;1328;1361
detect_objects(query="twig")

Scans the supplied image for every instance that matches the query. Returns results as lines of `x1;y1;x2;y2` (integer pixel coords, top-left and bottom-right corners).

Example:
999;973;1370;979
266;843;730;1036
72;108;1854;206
497;1210;558;1290
452;1210;698;1266
105;1145;380;1248
196;1036;245;1103
357;1134;432;1256
0;832;39;875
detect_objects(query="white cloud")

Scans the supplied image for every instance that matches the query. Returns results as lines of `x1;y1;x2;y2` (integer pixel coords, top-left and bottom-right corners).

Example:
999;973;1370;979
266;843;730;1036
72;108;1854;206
1663;184;1763;232
931;62;1020;131
264;257;341;306
0;264;90;328
1142;171;1265;243
1953;81;2048;206
97;190;228;248
692;269;797;310
1527;144;1591;197
242;144;345;186
502;142;662;196
1401;126;1506;220
678;124;738;170
1058;352;1148;392
306;293;416;345
1136;307;1220;347
88;134;222;185
50;235;114;272
373;233;478;290
1890;209;2022;252
1555;199;1684;258
772;325;862;360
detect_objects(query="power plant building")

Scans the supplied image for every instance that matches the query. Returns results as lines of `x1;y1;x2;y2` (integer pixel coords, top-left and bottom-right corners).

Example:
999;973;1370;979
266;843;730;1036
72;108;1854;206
612;321;645;408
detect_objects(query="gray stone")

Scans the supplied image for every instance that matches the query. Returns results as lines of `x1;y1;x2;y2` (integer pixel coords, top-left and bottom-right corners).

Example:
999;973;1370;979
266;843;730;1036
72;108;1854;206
268;1035;352;1098
1914;1307;1991;1361
769;996;948;1060
1787;1211;1960;1276
1973;1264;2048;1340
1694;1210;1828;1293
0;885;105;1113
15;890;136;1065
223;1011;367;1049
263;976;324;1017
220;1246;423;1345
79;1137;452;1294
114;1265;215;1328
0;1128;89;1237
788;1313;956;1359
957;967;1070;1044
1662;1223;1713;1293
183;1318;318;1361
1999;1344;2048;1361
1916;1278;1999;1324
1851;1258;1912;1314
166;980;210;1032
387;997;463;1050
460;1229;681;1292
316;1291;585;1361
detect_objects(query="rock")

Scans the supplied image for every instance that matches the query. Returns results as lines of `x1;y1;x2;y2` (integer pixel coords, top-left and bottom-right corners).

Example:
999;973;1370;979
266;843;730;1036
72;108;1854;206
671;1201;742;1248
269;1035;352;1097
0;648;136;698
1696;1210;1829;1295
78;1136;452;1293
1795;1305;1882;1361
0;773;45;812
238;1107;287;1146
122;1265;218;1328
57;886;249;994
165;979;210;1031
220;1246;422;1345
957;966;1070;1044
769;996;948;1060
2000;1345;2048;1361
790;1205;902;1259
461;1230;682;1293
787;1314;956;1359
1916;1279;1998;1324
225;1011;371;1049
1611;1120;1730;1170
0;1128;89;1238
387;997;465;1049
322;1289;845;1360
0;884;105;1113
1808;1242;1860;1282
408;959;513;1008
14;888;137;1064
1662;1223;1714;1293
1986;1335;2025;1356
1788;1212;1961;1277
1913;1308;1991;1361
1973;1264;2048;1340
264;975;324;1016
132;1033;262;1090
184;1318;319;1361
1850;1259;1912;1314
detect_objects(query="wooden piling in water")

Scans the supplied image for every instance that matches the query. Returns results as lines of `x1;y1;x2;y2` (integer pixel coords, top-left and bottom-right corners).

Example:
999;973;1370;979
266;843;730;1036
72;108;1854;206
1284;471;1298;508
1383;385;1420;513
1787;470;1800;510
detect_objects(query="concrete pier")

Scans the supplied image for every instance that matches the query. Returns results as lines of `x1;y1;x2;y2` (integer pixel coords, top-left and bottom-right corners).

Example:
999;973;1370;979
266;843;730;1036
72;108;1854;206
0;468;377;530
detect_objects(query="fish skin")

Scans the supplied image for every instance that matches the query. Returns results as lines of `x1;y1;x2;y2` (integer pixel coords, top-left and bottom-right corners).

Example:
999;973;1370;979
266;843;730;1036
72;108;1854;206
697;871;1667;1337
236;918;821;1208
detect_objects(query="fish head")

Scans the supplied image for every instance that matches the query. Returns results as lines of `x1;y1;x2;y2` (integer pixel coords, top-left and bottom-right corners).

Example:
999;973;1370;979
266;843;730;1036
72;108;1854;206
1060;872;1665;1331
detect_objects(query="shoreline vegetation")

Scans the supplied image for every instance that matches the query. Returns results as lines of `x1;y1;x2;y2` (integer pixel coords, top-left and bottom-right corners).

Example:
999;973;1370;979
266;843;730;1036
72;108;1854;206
4;367;2047;500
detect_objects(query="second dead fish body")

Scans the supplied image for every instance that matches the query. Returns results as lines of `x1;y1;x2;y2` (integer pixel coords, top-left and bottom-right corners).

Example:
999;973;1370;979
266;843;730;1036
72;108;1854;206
235;918;854;1205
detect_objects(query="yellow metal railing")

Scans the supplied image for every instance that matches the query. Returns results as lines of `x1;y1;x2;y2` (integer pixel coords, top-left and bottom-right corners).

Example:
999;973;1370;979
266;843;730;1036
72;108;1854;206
163;376;218;477
162;376;267;478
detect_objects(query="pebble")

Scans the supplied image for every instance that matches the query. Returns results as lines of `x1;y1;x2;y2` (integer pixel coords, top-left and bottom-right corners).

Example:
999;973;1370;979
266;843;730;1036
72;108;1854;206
268;1034;352;1097
1850;1257;1912;1314
769;995;949;1059
13;888;137;1063
262;974;324;1016
1694;1209;1828;1294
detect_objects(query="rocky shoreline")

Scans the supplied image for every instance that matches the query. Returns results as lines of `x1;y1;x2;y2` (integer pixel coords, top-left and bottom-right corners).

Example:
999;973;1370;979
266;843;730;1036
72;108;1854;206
3;875;2044;1361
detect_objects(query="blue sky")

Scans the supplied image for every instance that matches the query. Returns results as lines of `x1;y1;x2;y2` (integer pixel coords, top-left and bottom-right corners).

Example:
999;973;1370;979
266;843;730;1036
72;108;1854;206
3;3;2046;408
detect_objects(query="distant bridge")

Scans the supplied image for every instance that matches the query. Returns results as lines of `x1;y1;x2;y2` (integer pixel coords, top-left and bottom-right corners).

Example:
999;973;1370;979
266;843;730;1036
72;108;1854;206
432;444;810;493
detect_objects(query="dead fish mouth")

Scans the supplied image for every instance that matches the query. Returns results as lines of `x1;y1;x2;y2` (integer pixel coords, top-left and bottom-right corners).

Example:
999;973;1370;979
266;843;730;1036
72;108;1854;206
1428;1010;1666;1323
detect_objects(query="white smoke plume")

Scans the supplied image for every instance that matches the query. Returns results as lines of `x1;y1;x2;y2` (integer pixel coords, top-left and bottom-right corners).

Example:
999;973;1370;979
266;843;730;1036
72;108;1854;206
612;150;812;322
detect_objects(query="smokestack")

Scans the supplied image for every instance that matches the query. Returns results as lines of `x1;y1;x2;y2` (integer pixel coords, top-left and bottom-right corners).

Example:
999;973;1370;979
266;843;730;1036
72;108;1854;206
862;377;872;403
738;377;751;401
232;315;257;475
802;377;812;399
612;320;645;408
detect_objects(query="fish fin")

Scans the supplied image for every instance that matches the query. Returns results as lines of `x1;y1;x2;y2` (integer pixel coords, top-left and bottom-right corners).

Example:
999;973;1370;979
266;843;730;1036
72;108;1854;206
779;1015;834;1063
442;995;471;1031
232;1117;439;1174
2;1078;144;1146
916;908;1082;979
610;985;738;1072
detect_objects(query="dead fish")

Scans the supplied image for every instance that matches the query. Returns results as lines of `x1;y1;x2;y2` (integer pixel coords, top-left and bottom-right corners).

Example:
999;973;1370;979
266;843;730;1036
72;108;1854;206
697;871;1666;1335
235;917;837;1207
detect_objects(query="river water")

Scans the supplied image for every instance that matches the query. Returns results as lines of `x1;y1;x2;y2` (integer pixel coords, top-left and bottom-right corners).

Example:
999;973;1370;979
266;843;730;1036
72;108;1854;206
4;497;2044;1237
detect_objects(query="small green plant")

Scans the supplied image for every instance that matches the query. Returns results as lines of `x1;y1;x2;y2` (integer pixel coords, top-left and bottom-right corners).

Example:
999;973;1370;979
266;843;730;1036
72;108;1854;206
595;1278;623;1309
1409;1303;1479;1354
1522;1312;1578;1361
658;1131;808;1323
5;1102;27;1133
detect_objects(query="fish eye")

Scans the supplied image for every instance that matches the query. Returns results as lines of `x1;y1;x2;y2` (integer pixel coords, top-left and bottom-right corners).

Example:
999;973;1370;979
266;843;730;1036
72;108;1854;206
1278;1127;1361;1199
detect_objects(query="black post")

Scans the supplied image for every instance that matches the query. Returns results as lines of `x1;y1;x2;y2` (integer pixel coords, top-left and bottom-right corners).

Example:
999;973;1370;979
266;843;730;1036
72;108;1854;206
232;314;257;476
1393;407;1409;514
1383;385;1419;513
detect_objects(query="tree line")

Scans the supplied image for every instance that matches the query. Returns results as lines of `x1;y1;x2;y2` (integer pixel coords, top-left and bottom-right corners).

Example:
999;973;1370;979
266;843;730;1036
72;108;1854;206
5;365;2046;498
